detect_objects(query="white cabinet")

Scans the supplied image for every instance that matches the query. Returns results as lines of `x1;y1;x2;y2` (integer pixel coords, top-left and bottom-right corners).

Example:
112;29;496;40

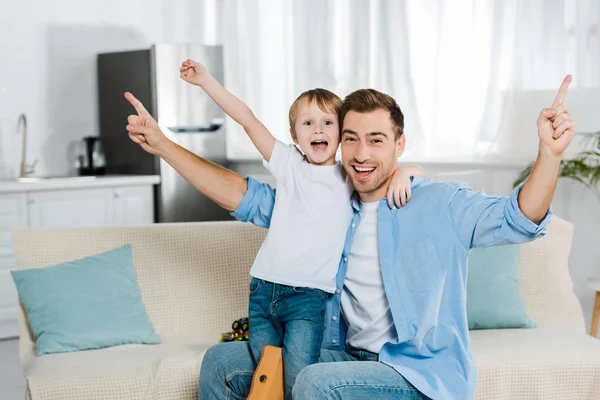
0;193;28;339
27;186;155;228
28;188;114;228
0;182;155;339
112;186;154;226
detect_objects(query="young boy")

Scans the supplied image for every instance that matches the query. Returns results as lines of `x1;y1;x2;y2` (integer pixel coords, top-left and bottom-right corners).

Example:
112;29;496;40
176;59;426;398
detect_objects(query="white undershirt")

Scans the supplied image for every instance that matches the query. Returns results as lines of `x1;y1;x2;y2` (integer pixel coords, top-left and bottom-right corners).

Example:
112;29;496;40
341;200;398;353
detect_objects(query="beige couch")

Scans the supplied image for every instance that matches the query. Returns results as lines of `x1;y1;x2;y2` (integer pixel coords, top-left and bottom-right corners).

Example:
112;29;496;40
12;217;600;400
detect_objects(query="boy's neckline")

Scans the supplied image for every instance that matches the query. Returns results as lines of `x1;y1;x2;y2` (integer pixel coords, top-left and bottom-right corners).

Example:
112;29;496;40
302;155;339;168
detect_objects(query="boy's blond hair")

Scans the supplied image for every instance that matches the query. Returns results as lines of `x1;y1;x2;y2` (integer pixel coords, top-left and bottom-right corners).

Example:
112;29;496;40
288;88;342;139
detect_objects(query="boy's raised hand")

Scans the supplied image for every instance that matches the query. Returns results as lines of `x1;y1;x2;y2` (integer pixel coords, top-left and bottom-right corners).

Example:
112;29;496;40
124;92;170;156
180;59;209;86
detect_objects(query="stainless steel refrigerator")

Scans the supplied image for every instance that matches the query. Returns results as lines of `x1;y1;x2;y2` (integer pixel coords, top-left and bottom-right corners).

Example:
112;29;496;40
97;43;232;222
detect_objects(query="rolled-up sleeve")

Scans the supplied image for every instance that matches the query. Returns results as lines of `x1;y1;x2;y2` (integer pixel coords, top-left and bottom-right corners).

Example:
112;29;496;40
505;182;552;236
230;176;276;229
448;182;552;249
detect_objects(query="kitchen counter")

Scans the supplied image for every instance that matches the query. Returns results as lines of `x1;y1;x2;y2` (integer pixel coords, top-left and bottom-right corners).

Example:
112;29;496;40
0;175;160;193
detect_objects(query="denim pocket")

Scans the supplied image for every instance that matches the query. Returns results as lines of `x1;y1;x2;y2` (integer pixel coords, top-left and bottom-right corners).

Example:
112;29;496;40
401;238;443;292
249;278;263;294
292;287;328;299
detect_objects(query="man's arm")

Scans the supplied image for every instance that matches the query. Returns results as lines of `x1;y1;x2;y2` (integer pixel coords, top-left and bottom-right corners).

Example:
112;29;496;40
159;141;247;212
230;177;276;229
180;59;276;161
517;75;576;224
124;92;247;212
448;75;576;249
448;183;550;249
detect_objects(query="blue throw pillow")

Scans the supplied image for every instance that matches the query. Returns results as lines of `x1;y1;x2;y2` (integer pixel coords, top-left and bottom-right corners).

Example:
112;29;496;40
11;245;160;356
466;244;535;330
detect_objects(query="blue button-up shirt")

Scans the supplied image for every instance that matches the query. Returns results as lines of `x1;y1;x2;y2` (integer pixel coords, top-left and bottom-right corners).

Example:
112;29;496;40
232;176;551;400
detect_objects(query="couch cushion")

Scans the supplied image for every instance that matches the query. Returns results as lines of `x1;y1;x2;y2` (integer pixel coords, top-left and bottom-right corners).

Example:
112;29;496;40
467;244;535;330
472;328;600;399
11;245;160;356
12;222;267;365
24;336;215;400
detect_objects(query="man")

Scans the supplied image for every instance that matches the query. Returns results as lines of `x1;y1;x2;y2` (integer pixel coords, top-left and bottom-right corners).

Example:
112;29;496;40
125;75;576;399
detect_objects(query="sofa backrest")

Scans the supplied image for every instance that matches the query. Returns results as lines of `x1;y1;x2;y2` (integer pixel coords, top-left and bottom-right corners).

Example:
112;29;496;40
12;216;584;366
12;221;267;366
518;216;585;331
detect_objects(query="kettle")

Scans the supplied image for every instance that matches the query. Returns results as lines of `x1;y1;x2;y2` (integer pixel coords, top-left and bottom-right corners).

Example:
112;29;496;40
76;136;106;176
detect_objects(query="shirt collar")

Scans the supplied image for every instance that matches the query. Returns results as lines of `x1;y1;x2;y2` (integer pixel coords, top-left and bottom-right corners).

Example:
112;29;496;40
350;176;429;212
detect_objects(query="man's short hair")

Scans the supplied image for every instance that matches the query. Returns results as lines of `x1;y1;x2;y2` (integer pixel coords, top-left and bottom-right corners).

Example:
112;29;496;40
339;89;404;139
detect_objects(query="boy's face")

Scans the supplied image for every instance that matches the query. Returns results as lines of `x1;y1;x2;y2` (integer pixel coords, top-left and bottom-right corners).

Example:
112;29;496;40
291;100;340;166
341;109;405;202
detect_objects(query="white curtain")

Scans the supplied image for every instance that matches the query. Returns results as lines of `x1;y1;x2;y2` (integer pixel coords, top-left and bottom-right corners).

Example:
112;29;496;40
216;0;600;161
494;0;600;159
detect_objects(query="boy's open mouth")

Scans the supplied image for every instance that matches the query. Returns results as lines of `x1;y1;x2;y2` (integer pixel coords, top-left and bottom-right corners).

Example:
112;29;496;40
352;165;376;180
310;139;328;152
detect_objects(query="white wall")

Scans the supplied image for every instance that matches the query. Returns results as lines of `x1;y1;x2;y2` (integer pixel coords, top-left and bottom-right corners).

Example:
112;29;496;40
0;0;208;178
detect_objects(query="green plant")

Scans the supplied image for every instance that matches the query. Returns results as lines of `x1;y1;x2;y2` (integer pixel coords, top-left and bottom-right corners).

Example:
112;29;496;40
513;131;600;200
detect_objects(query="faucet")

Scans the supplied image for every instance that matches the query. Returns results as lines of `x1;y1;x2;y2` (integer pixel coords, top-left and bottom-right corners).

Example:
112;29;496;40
17;113;36;178
17;114;37;178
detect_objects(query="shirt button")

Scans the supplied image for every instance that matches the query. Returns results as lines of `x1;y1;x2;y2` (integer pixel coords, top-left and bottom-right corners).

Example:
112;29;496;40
335;289;341;294
332;339;337;344
344;257;348;262
351;223;356;228
332;316;337;321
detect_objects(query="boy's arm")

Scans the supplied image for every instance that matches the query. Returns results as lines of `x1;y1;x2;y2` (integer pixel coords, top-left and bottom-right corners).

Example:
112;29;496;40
180;59;276;161
399;165;427;179
387;164;427;208
124;92;247;211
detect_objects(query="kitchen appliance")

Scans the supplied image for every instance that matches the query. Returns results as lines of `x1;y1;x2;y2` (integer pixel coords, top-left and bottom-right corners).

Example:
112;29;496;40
97;44;231;222
76;136;106;176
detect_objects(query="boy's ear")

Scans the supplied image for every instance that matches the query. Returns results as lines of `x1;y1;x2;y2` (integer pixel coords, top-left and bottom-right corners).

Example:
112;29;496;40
290;128;299;145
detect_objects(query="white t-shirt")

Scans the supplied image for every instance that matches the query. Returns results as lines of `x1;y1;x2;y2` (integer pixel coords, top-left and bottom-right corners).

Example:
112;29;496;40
341;200;398;353
250;140;354;293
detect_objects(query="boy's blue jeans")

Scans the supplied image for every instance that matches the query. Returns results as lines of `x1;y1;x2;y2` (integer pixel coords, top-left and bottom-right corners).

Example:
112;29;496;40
247;278;329;399
198;341;429;399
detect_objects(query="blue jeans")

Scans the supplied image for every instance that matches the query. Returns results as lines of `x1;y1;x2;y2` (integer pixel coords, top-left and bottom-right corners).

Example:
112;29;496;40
198;341;429;399
247;278;329;399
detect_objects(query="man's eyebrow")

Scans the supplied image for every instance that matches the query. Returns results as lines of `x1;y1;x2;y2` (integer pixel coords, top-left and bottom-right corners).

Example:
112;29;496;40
367;132;388;138
341;130;389;139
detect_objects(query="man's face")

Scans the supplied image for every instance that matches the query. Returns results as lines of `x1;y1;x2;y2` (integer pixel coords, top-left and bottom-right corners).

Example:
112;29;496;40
341;109;405;201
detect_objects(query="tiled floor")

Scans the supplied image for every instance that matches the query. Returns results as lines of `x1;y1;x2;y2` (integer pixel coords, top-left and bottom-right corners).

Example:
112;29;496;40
0;339;26;400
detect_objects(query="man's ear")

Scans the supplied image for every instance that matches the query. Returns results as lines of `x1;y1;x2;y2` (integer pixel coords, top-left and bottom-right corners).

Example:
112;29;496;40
290;128;299;145
396;134;406;157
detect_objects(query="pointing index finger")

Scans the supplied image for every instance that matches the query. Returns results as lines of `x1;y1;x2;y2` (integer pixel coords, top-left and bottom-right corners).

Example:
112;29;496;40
551;75;572;108
124;92;149;115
